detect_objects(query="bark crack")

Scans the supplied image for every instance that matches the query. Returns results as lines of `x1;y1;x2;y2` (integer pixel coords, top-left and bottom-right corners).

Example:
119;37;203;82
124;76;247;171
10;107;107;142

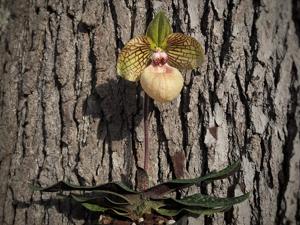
182;0;192;32
219;0;234;67
36;30;48;183
275;62;299;225
200;0;210;52
53;21;66;180
108;0;123;59
124;0;137;38
171;0;183;33
292;0;300;45
235;66;251;156
252;171;262;225
153;106;175;180
145;0;153;29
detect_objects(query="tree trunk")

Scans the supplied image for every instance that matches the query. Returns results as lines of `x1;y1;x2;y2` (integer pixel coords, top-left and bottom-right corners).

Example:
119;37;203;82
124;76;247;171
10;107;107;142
0;0;299;224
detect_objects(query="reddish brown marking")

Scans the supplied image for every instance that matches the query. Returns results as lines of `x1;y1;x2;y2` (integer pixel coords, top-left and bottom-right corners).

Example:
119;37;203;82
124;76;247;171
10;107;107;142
111;220;132;225
152;51;168;66
165;65;173;74
136;167;149;191
208;126;218;139
171;151;186;178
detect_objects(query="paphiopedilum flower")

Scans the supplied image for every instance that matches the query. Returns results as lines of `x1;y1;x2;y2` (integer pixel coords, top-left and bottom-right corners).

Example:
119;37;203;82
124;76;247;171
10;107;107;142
117;11;204;102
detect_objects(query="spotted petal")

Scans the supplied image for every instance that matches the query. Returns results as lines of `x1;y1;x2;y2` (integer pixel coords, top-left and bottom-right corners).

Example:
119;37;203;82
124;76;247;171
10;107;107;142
165;33;205;70
117;36;152;82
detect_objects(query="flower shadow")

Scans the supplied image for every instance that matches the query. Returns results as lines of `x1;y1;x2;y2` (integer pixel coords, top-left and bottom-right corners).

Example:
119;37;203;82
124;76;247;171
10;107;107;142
84;78;144;141
83;78;144;187
13;197;100;224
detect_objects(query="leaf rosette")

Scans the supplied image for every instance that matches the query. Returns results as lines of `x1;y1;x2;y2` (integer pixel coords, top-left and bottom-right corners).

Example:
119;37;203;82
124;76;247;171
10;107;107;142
32;161;249;224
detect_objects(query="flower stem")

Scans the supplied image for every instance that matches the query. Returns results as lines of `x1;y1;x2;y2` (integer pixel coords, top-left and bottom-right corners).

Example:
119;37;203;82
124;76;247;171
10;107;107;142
143;92;150;174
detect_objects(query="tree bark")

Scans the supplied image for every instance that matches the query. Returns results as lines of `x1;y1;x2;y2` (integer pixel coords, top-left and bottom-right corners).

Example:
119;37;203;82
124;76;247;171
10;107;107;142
0;0;299;225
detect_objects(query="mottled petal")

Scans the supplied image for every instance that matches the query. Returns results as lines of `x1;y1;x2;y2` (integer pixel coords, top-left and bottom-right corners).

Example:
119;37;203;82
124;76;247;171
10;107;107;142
117;36;152;82
165;33;205;70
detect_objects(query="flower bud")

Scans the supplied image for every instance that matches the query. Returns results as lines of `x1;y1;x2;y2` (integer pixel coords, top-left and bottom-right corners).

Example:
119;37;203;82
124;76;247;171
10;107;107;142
140;63;183;102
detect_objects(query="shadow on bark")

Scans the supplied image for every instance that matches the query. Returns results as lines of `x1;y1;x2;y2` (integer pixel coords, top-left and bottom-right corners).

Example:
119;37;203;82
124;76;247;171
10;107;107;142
14;198;100;224
84;79;144;141
14;198;190;225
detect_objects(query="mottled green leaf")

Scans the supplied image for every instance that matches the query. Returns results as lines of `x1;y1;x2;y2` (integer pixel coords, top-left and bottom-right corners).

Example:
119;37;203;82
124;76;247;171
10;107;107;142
81;203;107;212
81;203;129;218
71;191;131;205
166;192;249;208
146;11;172;48
197;161;241;182
155;206;230;217
134;200;165;217
144;161;241;198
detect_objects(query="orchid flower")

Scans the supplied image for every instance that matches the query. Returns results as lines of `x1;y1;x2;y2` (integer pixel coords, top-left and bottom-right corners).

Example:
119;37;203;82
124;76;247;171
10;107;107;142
117;11;204;102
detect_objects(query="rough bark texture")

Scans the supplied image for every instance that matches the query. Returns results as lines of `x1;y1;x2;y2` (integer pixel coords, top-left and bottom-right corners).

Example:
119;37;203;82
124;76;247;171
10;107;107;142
0;0;300;225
